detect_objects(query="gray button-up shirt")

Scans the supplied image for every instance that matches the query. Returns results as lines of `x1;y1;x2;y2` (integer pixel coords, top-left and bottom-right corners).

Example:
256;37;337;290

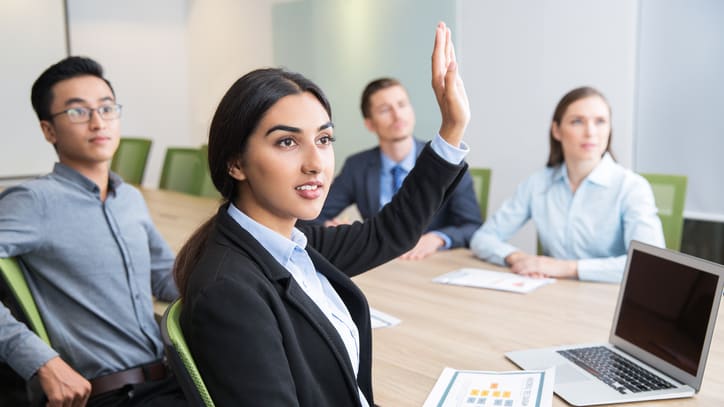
0;163;178;379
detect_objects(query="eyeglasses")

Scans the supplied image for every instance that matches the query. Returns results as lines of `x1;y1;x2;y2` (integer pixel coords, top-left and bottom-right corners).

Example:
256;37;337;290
50;104;123;123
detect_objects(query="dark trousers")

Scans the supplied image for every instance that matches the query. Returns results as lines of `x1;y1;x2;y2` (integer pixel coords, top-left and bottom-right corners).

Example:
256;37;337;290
87;375;187;407
0;362;29;405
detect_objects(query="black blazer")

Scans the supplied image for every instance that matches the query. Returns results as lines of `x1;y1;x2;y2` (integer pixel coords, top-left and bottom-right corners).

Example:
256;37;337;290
314;138;482;248
181;145;467;406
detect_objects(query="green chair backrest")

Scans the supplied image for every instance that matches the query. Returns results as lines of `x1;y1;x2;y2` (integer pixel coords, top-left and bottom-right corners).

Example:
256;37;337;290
0;258;50;345
469;167;492;221
161;300;215;407
640;173;688;251
111;137;152;185
159;148;204;195
197;145;220;199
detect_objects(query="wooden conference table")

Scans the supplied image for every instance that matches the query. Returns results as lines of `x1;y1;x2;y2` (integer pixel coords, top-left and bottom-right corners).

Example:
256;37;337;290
141;187;724;407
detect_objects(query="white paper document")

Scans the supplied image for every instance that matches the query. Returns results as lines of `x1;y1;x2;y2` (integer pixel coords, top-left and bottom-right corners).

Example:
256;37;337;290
370;307;400;328
433;268;555;293
423;367;555;407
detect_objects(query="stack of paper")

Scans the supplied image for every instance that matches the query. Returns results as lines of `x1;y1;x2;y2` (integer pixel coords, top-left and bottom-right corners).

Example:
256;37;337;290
370;307;400;328
423;367;555;407
433;268;555;293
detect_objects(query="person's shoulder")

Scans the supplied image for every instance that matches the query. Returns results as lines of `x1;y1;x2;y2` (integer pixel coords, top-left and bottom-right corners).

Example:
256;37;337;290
620;167;651;190
601;158;647;188
190;236;274;298
345;144;381;164
525;165;558;186
0;174;55;201
107;183;151;216
115;182;144;199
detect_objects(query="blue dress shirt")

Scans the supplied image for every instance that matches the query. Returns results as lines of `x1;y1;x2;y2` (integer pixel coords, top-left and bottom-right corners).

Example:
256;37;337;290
0;163;177;379
470;154;665;283
379;136;469;249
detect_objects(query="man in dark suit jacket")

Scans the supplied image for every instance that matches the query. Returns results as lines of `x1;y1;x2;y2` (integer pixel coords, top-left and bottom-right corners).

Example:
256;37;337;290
314;78;482;259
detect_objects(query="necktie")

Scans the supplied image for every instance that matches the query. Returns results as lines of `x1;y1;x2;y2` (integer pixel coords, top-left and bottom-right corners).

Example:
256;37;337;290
391;165;405;195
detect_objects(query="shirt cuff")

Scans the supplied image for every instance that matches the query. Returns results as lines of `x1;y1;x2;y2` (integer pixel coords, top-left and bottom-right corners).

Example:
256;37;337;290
8;334;58;380
431;133;469;164
577;257;626;283
430;231;452;250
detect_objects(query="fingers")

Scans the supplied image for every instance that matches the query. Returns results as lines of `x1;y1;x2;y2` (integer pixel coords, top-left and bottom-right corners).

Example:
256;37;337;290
431;21;470;147
510;257;537;275
399;249;431;261
445;24;453;69
431;22;447;95
434;23;455;87
399;234;443;260
38;357;91;407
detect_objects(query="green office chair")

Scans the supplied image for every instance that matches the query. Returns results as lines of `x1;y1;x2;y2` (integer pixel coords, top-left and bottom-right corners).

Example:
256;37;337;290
640;173;688;251
161;300;215;407
469;168;492;221
111;137;153;185
159;147;204;195
0;258;50;345
0;258;50;407
197;145;220;199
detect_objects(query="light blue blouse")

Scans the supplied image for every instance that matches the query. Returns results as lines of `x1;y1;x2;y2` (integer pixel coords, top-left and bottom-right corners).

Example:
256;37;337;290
470;154;665;283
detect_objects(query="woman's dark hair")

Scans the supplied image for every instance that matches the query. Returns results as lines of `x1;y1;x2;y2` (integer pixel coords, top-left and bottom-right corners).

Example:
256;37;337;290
546;86;614;167
174;68;331;299
31;56;115;121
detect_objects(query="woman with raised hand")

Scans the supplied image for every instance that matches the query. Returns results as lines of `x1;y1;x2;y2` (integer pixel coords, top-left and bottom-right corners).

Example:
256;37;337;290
470;86;664;283
173;22;470;406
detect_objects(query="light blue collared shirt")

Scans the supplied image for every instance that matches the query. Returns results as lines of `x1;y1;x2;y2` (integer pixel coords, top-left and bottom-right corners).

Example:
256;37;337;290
379;136;469;249
470;154;665;283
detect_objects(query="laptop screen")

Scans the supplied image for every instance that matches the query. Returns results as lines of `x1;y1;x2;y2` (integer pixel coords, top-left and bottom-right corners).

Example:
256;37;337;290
614;247;719;376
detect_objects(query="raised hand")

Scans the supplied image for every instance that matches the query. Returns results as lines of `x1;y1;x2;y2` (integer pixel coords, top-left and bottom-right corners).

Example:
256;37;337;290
431;22;470;148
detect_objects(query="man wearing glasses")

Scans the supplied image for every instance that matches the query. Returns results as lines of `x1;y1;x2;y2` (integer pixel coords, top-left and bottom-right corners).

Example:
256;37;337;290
0;57;184;406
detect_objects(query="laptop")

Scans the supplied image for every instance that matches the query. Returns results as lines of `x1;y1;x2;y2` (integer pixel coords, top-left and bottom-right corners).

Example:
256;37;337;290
505;240;724;406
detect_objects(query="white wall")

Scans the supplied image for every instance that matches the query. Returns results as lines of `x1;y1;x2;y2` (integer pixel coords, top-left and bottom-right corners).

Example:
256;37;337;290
459;0;639;252
186;0;276;147
0;1;67;179
271;0;455;173
66;0;278;187
10;1;717;234
635;0;724;222
67;0;193;187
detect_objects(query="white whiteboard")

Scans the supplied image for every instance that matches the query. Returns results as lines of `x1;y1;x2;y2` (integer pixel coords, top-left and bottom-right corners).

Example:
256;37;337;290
0;1;67;178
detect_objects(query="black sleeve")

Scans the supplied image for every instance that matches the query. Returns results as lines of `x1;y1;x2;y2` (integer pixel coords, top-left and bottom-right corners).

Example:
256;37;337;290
299;143;467;277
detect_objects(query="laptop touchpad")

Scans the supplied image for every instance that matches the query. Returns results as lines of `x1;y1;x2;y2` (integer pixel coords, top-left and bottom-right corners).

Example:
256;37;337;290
556;364;589;384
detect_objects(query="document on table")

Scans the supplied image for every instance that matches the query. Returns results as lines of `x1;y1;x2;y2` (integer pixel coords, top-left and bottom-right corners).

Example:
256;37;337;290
423;367;555;407
370;307;400;328
433;268;555;294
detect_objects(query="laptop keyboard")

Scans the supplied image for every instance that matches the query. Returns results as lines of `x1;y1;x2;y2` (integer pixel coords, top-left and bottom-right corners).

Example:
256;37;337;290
557;346;675;394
